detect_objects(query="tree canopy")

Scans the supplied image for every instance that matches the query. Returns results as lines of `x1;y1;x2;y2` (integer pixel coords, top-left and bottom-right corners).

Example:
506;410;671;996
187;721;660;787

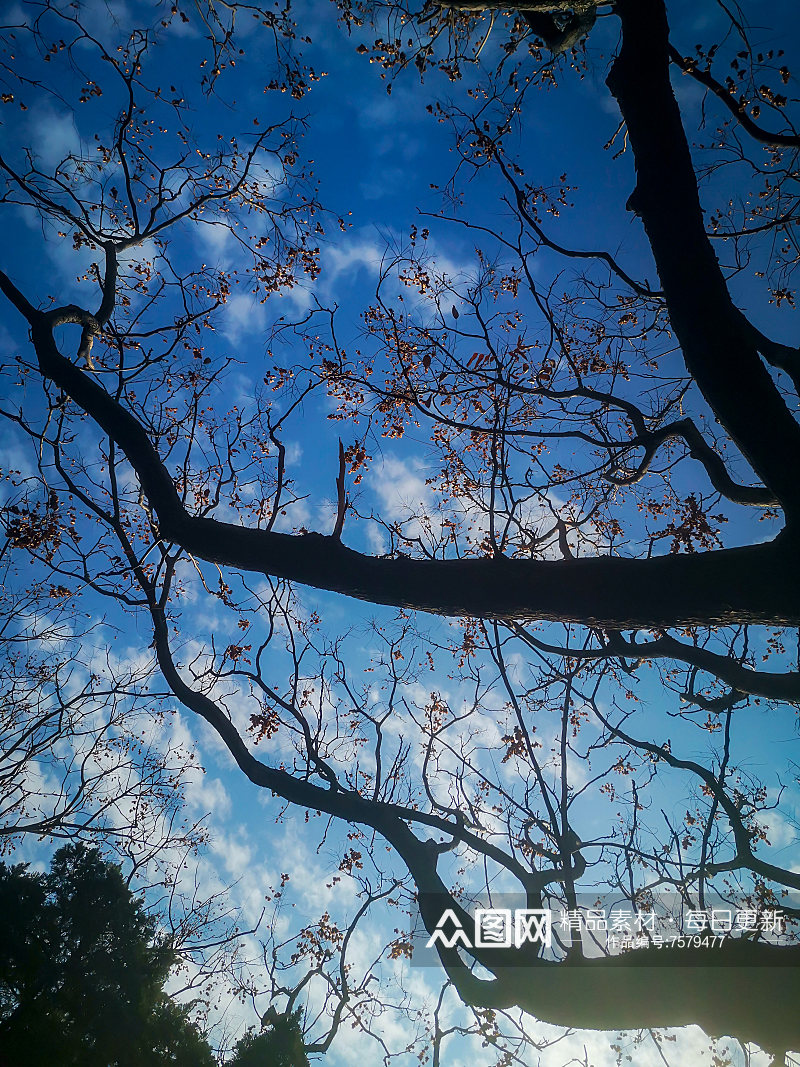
228;1009;309;1067
1;0;799;1063
0;844;216;1066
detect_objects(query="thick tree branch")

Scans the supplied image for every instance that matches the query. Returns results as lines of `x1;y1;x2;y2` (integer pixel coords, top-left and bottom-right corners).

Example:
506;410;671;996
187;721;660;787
607;0;800;522
95;242;118;327
743;318;800;397
0;267;37;321
0;280;797;631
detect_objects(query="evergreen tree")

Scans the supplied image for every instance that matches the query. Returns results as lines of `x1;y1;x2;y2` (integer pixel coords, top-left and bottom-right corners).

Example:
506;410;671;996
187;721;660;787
0;844;216;1067
228;1008;309;1067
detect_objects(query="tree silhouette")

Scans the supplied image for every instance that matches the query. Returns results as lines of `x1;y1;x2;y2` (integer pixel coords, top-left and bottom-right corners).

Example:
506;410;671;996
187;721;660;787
1;0;799;1062
228;1008;309;1067
0;844;216;1067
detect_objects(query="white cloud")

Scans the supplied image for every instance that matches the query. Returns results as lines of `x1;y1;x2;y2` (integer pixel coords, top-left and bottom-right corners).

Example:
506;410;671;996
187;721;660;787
196;221;235;266
222;291;269;344
211;831;252;880
24;109;82;169
187;774;233;821
371;454;433;521
322;233;386;291
759;808;797;851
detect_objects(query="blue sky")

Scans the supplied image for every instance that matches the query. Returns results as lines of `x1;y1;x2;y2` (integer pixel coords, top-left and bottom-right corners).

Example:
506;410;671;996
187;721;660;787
1;1;800;1064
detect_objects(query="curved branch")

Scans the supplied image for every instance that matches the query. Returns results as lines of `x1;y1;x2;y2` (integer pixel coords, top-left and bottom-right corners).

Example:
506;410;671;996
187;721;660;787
591;703;800;891
495;155;663;299
606;415;778;507
669;46;800;149
145;598;542;895
604;631;800;702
